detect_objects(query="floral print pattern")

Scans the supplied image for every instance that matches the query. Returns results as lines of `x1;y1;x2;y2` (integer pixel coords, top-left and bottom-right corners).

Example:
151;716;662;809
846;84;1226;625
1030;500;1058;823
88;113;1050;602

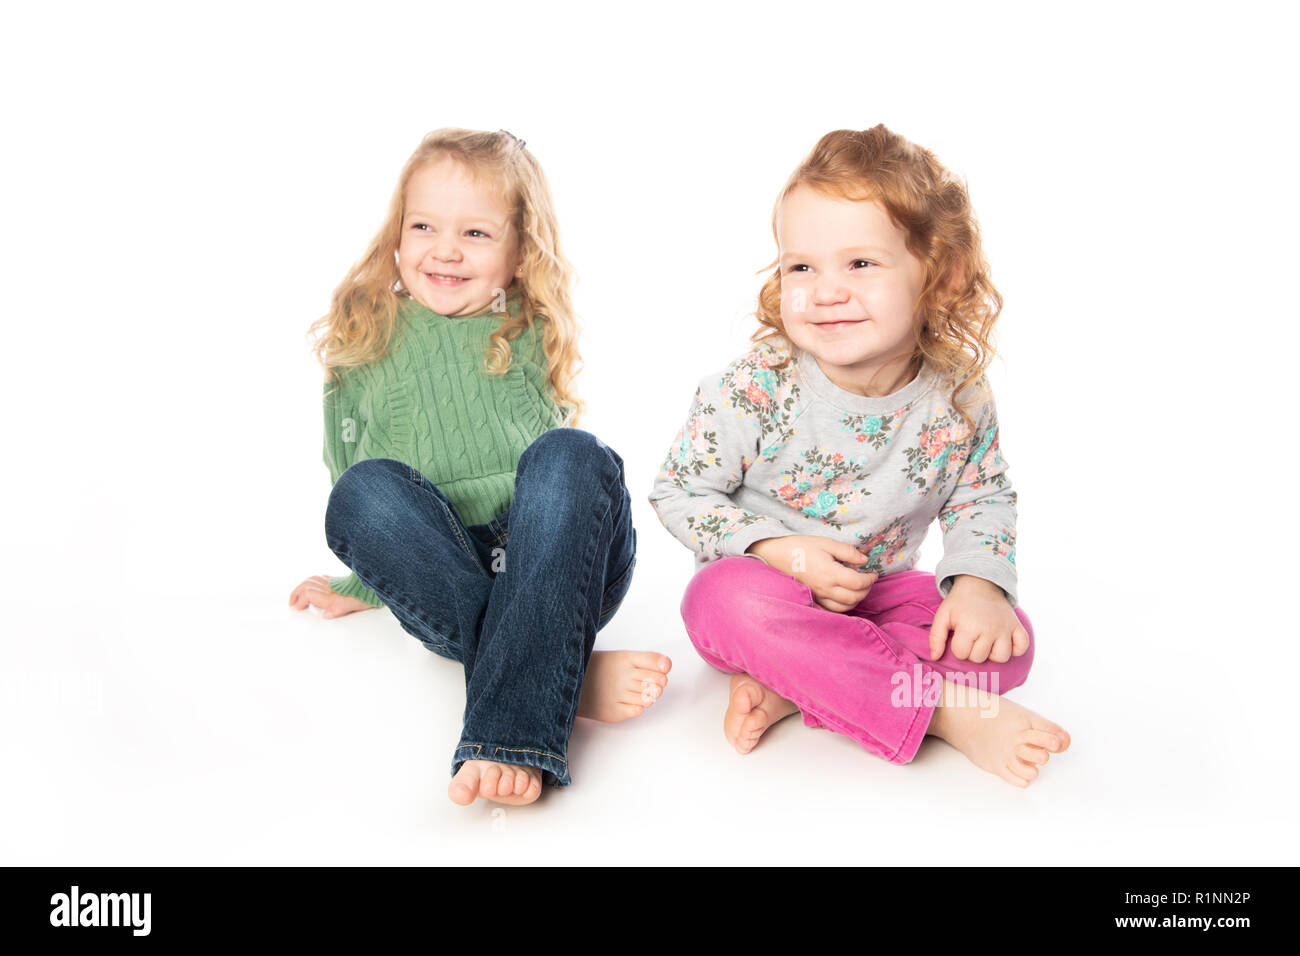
854;515;914;574
720;345;802;454
685;507;771;551
957;421;1009;492
768;446;871;528
660;393;723;490
901;409;975;497
839;404;913;450
648;357;1019;603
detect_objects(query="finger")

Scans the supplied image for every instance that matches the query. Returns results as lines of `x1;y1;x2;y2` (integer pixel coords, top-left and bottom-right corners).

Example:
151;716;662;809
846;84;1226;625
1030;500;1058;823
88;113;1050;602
826;585;868;608
816;596;853;613
825;538;869;565
990;633;1012;663
928;606;950;661
832;565;877;592
293;576;331;600
967;633;992;664
300;589;327;612
1011;626;1030;657
949;629;974;661
321;596;358;620
312;594;343;619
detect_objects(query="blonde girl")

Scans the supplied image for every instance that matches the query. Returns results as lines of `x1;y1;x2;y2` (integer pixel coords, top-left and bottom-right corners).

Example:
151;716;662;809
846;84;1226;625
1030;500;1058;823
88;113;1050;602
291;128;670;807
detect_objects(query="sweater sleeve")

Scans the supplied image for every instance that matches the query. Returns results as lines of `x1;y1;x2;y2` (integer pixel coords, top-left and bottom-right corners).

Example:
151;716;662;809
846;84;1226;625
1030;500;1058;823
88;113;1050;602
933;376;1019;607
322;372;385;609
648;368;798;561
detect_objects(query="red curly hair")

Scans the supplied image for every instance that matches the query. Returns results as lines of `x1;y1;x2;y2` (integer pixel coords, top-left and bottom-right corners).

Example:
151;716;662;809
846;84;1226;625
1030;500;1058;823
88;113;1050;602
753;125;1003;434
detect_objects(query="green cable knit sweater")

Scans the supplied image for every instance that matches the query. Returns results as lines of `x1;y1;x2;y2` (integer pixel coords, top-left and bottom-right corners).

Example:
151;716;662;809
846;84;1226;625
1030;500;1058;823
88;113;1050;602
323;292;567;607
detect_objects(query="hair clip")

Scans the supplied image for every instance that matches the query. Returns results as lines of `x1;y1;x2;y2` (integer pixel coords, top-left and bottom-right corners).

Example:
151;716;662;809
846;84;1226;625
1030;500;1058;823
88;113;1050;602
498;129;526;150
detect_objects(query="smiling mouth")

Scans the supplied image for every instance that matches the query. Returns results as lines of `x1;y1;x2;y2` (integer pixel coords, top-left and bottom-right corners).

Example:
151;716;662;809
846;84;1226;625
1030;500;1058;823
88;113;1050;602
813;319;868;330
425;272;470;285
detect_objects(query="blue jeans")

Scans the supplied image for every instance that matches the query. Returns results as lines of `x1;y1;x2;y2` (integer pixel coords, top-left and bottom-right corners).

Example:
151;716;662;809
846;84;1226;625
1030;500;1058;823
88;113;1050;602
323;428;637;787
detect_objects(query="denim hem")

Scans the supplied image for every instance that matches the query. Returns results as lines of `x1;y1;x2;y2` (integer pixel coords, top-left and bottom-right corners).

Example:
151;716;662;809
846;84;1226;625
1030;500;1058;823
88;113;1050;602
452;743;572;788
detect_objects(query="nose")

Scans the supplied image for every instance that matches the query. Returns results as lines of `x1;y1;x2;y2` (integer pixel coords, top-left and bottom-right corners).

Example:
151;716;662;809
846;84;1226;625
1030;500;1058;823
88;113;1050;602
811;278;849;308
427;234;463;263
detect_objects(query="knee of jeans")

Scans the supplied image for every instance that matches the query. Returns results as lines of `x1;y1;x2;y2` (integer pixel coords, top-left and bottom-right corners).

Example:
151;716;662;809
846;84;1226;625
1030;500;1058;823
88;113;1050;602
681;556;791;630
522;427;622;478
325;457;404;540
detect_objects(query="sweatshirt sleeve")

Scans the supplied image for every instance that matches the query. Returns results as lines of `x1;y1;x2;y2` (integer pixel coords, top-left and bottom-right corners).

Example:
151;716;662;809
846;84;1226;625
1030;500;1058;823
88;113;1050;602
323;372;385;609
933;376;1019;607
648;364;798;561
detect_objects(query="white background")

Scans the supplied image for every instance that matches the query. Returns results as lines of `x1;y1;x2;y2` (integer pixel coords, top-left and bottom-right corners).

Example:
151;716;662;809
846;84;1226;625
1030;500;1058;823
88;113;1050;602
1;0;1295;864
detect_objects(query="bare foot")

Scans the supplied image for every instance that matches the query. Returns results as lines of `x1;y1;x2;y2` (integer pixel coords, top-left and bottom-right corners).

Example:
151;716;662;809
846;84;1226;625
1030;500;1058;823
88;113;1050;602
927;679;1071;788
724;672;800;754
448;760;544;806
578;650;672;722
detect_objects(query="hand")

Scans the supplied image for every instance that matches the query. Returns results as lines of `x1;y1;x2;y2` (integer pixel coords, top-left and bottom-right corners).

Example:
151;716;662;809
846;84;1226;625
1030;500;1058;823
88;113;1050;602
288;574;374;620
928;575;1028;663
747;535;878;613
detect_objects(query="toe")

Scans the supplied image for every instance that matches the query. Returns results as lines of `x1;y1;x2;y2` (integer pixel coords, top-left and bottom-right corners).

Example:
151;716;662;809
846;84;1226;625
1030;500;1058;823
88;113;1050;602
523;775;543;803
481;764;502;798
731;680;761;716
498;766;516;796
1029;714;1071;749
1003;769;1029;788
1002;762;1032;786
1015;743;1049;765
1023;729;1064;752
1008;757;1039;782
448;765;480;806
634;668;668;687
628;651;671;674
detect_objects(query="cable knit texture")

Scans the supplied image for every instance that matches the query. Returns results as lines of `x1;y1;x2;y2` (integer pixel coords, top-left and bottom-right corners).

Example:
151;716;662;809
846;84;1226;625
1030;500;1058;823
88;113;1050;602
323;292;565;607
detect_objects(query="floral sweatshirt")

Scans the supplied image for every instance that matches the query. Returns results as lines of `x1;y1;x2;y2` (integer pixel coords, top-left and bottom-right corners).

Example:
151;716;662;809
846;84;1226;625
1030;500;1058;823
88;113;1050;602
647;337;1020;607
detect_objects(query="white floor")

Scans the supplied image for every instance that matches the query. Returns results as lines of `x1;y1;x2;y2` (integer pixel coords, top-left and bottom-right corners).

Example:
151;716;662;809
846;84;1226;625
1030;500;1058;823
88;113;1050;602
3;527;1292;866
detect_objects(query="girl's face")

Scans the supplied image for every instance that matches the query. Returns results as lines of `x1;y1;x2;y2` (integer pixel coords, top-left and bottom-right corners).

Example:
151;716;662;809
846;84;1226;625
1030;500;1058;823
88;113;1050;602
777;186;928;396
397;157;524;317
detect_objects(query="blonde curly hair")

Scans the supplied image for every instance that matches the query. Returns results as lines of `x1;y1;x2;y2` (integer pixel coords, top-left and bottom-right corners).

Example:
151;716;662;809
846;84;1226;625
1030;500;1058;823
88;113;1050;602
308;127;585;426
754;125;1003;434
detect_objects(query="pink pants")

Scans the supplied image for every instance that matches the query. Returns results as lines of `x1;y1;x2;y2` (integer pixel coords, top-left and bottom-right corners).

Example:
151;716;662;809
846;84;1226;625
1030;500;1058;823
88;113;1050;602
680;556;1036;764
